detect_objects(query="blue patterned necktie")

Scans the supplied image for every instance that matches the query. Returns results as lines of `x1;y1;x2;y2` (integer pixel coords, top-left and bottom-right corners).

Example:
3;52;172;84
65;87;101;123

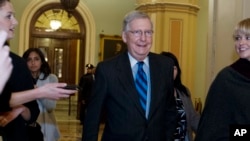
135;61;148;112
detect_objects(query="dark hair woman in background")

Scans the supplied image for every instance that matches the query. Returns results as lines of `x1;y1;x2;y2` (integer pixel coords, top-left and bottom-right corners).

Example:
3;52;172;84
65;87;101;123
23;48;60;141
161;51;200;141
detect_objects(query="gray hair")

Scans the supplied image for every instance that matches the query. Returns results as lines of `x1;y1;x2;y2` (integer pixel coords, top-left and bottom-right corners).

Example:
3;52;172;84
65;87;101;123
122;10;153;31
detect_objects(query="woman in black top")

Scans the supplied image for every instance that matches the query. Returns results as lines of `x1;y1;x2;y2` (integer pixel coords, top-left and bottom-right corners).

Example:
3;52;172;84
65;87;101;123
0;0;77;140
0;2;39;141
195;18;250;141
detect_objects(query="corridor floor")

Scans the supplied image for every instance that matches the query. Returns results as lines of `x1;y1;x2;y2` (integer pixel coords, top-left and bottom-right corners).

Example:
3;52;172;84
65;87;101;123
56;111;104;141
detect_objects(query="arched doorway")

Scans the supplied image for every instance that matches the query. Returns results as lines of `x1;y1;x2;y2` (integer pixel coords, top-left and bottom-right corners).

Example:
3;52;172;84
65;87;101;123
18;0;96;121
19;0;96;84
29;3;85;84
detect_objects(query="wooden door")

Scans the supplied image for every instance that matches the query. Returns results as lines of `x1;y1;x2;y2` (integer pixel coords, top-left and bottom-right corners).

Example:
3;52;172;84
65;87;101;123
31;37;77;84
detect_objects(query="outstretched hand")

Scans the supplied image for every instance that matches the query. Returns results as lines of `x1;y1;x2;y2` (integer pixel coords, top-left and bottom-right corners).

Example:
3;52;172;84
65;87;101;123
37;83;77;100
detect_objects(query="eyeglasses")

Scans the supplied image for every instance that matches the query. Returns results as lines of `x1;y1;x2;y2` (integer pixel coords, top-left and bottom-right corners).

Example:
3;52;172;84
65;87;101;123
127;30;154;37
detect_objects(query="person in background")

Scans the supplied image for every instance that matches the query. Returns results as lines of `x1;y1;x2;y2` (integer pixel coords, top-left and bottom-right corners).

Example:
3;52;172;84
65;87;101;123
195;18;250;141
161;51;200;141
82;10;176;141
0;0;76;140
78;64;95;124
23;48;60;141
0;31;12;94
114;43;123;55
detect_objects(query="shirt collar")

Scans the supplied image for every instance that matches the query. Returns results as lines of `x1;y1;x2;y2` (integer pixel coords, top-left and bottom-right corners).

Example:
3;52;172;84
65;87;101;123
128;52;149;68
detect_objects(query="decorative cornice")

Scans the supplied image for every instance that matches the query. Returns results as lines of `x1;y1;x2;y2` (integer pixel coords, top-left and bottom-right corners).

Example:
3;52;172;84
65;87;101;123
136;2;200;15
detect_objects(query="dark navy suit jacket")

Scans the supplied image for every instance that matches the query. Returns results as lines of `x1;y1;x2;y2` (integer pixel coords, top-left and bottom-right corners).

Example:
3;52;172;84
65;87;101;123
83;52;176;141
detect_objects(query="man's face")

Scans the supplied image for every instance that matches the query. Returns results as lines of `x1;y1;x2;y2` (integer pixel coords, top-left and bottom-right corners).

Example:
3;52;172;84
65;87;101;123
122;18;153;61
87;68;92;73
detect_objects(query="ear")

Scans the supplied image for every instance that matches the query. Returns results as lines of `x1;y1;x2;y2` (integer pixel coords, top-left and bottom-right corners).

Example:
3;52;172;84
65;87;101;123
122;32;127;43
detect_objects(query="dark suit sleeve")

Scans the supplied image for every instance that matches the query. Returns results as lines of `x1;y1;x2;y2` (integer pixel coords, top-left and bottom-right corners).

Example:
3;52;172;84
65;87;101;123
161;57;177;141
0;91;11;112
165;75;177;140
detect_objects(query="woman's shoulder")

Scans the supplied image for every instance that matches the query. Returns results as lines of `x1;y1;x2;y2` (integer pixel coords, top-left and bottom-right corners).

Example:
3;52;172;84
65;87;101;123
48;73;57;78
39;73;58;83
214;66;236;81
48;74;58;82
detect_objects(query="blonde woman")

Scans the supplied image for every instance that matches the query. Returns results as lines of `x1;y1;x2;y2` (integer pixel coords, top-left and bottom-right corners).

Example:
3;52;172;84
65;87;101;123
195;18;250;141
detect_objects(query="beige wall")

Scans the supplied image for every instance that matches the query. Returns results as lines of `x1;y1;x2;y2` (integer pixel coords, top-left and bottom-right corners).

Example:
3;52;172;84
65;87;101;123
9;0;207;106
136;1;200;103
198;0;248;106
194;0;208;105
9;0;30;53
10;0;249;107
10;0;136;59
83;0;136;63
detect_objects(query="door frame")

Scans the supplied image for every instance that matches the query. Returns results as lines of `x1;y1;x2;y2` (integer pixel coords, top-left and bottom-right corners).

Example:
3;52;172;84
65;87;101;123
19;0;96;83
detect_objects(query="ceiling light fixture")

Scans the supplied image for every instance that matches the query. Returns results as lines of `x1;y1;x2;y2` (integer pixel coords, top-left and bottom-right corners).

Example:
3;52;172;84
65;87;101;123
50;20;62;30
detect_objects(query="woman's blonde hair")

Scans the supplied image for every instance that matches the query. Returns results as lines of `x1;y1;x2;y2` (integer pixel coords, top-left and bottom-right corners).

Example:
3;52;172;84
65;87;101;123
233;18;250;37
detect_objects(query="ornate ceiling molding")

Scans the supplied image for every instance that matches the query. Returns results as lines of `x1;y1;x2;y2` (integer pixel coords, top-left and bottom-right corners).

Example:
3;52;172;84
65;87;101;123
136;2;200;15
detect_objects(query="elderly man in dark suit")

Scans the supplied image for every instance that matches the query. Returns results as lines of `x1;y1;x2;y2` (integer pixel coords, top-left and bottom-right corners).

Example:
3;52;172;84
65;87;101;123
82;10;176;141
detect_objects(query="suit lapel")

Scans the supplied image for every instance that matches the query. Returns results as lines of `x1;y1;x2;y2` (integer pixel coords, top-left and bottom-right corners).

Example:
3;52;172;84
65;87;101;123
116;52;146;117
148;54;165;120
